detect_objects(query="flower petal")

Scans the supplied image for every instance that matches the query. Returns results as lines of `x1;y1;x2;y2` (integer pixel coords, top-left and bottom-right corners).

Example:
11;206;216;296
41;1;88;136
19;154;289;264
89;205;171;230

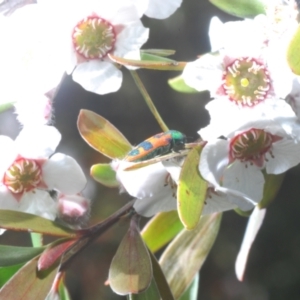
235;207;266;281
182;54;223;93
72;61;122;95
114;21;149;58
117;161;170;198
0;186;20;210
203;191;237;214
199;139;229;187
133;192;177;217
145;0;182;19
0;136;18;176
15;126;61;159
223;162;264;203
42;153;87;194
19;190;58;220
266;139;300;174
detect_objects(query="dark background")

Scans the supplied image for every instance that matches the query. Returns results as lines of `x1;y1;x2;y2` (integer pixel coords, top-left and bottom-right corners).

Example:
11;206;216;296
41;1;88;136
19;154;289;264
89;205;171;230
1;0;300;299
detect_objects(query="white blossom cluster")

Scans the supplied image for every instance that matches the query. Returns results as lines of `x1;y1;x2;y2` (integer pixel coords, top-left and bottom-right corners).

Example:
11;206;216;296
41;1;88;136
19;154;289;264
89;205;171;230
111;0;300;280
0;0;181;224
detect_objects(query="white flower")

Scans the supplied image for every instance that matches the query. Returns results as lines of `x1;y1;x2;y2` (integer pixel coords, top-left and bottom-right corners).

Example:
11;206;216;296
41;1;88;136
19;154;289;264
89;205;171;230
39;0;149;95
131;0;182;19
0;126;87;220
183;50;293;100
183;47;295;139
235;206;266;281
200;120;300;203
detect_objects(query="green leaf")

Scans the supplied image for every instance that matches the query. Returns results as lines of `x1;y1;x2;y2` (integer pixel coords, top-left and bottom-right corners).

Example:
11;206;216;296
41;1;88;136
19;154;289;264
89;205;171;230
160;213;222;299
178;273;199;300
177;147;208;230
209;0;266;18
109;217;152;295
259;172;285;209
168;76;199;94
141;211;184;253
287;25;300;75
90;163;119;188
77;109;132;159
141;53;177;63
0;264;24;288
0;210;76;237
108;54;186;71
140;49;176;57
0;245;45;267
128;278;160;300
58;282;71;300
149;250;175;300
0;257;58;300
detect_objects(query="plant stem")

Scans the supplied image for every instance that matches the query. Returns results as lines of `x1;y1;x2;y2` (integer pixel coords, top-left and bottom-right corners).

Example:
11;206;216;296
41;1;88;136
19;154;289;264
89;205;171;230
130;70;169;132
59;199;136;272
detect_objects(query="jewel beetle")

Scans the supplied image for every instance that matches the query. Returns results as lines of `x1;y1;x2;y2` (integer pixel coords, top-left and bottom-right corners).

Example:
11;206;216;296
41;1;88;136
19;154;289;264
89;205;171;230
124;130;186;163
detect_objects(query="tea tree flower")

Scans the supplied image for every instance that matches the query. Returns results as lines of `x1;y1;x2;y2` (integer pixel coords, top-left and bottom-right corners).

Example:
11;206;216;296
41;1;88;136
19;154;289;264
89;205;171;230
40;0;149;95
200;120;300;203
183;49;295;139
0;126;87;220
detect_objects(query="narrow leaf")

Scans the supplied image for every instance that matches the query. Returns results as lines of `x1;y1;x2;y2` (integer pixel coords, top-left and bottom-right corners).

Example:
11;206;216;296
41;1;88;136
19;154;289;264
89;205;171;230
0;257;58;300
209;0;266;18
160;213;221;299
287;25;300;75
90;163;119;188
140;49;176;57
140;53;177;63
141;211;183;253
177;148;207;230
78;109;132;159
178;273;199;300
58;281;71;300
129;278;160;300
108;54;186;71
0;245;44;267
148;250;175;300
168;76;199;94
109;217;152;295
0;264;24;288
0;210;76;237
